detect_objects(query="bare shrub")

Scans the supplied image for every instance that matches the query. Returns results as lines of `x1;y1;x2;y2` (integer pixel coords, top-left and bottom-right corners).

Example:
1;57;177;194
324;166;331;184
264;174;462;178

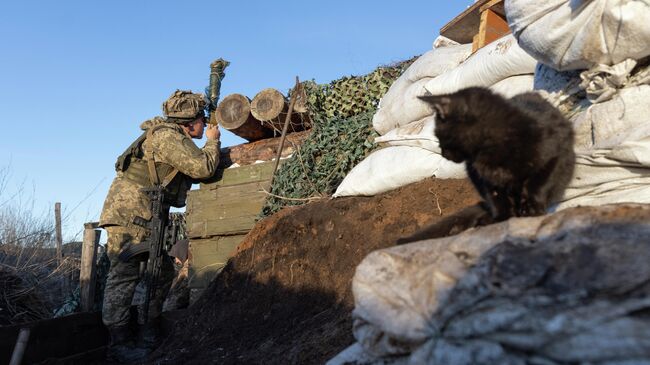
0;165;80;325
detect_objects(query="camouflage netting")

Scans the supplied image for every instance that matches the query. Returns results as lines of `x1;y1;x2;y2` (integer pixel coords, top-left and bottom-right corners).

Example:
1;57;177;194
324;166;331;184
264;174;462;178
261;57;417;217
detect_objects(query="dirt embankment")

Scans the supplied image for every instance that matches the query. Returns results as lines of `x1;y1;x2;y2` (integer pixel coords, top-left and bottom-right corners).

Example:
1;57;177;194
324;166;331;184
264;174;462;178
155;178;478;364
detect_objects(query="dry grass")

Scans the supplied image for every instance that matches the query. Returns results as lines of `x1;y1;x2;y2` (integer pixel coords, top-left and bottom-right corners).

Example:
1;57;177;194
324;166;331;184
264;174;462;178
0;166;80;325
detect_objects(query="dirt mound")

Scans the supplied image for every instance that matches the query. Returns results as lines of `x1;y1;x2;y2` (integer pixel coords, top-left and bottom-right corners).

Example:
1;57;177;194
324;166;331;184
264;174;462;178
155;178;478;364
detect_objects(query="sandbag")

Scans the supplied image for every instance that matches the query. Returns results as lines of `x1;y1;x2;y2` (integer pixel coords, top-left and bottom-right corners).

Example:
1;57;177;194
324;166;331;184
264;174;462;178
559;137;650;209
373;44;471;135
345;204;650;364
373;78;437;136
530;60;650;209
488;74;534;98
572;84;650;150
374;116;439;153
423;34;536;96
332;146;465;198
506;0;650;71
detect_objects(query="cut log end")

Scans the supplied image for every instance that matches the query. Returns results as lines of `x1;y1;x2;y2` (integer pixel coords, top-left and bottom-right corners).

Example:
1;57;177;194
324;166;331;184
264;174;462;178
216;94;252;129
251;88;287;122
216;93;274;142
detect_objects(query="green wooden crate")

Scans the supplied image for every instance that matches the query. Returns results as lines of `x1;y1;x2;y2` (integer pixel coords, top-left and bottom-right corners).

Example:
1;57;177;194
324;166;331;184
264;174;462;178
189;234;246;289
200;161;275;189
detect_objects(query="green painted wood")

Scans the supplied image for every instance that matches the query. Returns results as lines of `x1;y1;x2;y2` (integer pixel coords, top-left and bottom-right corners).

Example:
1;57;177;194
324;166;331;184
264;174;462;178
188;215;258;238
200;161;275;189
189;235;245;288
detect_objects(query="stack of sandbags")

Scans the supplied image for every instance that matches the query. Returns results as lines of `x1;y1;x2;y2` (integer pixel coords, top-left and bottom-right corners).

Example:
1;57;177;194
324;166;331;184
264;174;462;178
505;0;650;208
372;42;472;135
334;34;538;197
328;204;650;364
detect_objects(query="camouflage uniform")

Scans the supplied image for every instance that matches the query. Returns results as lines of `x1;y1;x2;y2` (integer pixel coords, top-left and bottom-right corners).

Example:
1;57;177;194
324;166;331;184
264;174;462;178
100;91;220;328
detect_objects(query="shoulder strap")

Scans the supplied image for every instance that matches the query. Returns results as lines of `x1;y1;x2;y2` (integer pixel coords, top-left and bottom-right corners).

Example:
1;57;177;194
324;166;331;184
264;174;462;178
144;123;192;188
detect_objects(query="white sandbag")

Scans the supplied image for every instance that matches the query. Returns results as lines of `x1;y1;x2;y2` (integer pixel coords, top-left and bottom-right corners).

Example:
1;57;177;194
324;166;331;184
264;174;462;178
333;146;466;198
350;205;650;362
373;44;472;135
374;116;440;153
423;34;537;96
571;85;650;150
506;0;650;71
374;78;437;136
559;136;650;209
488;74;534;98
351;213;567;357
401;44;472;84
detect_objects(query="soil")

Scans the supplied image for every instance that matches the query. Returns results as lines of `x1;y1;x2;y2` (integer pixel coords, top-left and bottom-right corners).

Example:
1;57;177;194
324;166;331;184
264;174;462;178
153;177;479;364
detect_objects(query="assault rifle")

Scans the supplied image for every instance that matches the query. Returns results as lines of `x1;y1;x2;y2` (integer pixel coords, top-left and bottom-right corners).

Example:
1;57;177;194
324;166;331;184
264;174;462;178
118;185;179;323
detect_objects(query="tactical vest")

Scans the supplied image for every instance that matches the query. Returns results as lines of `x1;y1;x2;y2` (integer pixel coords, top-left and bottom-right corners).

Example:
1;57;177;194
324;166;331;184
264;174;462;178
114;124;191;207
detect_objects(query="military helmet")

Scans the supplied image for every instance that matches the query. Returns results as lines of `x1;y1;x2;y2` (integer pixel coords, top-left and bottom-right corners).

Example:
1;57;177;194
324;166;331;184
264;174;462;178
162;90;207;124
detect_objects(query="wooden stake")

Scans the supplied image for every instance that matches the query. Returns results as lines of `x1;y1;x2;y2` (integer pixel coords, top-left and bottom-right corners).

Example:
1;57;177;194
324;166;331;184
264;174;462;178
9;328;30;365
80;222;100;312
269;77;301;190
55;202;62;266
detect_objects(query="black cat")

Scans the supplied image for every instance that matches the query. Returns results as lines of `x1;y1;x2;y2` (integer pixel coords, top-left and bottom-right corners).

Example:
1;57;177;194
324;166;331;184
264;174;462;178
398;87;575;243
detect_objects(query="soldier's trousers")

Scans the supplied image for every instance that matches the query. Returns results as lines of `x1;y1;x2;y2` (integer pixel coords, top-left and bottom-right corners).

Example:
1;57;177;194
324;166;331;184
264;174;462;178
102;225;175;328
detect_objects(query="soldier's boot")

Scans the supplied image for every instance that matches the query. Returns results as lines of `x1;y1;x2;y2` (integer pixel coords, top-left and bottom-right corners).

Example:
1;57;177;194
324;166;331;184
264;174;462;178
134;318;162;355
106;325;149;363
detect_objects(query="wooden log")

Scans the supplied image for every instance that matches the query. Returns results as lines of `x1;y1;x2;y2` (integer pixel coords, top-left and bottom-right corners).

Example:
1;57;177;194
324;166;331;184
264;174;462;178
80;222;100;312
217;129;311;169
250;88;310;132
215;93;274;142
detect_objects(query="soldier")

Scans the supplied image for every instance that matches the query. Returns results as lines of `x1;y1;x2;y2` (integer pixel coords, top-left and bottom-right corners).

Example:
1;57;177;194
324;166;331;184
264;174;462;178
99;90;220;362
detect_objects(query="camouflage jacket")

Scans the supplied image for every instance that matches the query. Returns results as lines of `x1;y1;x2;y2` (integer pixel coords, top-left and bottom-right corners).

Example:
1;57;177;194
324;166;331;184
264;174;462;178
99;117;219;228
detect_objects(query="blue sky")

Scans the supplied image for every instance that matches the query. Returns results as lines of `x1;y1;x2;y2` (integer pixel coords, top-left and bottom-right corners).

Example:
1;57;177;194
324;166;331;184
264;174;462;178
0;1;471;241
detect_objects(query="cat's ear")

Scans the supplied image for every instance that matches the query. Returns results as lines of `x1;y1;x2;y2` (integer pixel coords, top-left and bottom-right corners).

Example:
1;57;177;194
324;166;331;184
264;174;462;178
418;95;452;119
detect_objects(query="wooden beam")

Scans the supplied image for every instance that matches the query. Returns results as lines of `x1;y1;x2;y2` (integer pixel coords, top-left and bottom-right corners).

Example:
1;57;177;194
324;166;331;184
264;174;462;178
80;223;101;312
475;8;510;52
479;0;505;16
440;0;490;44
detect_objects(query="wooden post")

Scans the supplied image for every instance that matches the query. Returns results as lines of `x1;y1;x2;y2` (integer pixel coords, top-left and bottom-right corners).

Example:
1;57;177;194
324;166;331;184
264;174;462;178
54;202;62;266
80;222;101;312
9;328;30;365
269;77;301;190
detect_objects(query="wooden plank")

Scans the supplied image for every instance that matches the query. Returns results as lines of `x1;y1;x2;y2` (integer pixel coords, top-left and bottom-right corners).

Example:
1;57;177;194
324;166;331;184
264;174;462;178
189;215;258;238
476;8;510;51
479;0;505;16
188;198;267;225
187;182;269;215
80;224;101;312
201;161;276;189
440;0;490;44
189;235;246;289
